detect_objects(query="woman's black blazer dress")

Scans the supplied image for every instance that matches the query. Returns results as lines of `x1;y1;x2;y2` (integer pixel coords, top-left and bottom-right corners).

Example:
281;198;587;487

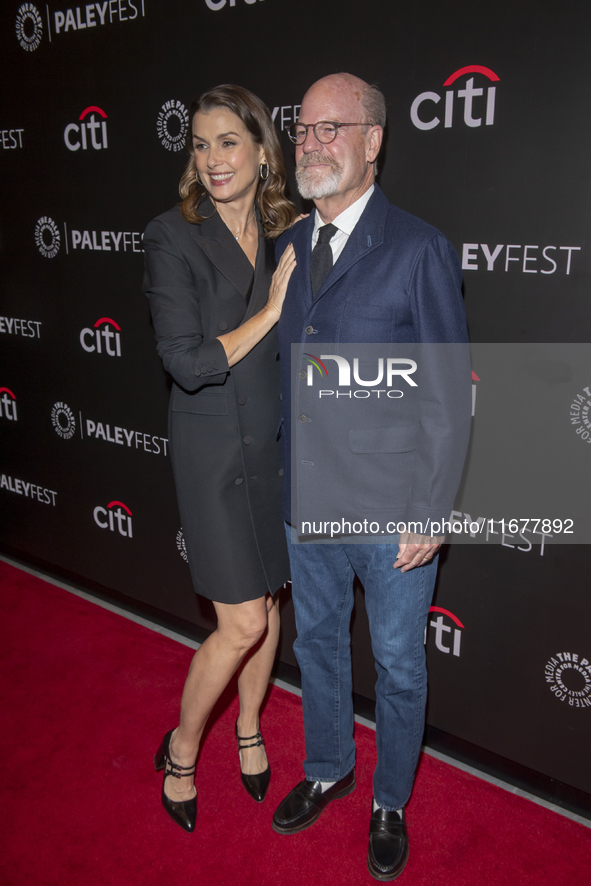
143;202;289;603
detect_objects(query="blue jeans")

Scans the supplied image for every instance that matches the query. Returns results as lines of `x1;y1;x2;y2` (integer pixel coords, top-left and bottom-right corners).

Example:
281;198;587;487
286;525;438;811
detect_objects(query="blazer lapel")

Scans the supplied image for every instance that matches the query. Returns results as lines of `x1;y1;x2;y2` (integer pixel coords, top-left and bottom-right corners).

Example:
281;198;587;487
242;233;275;323
189;198;254;299
290;214;315;307
314;187;388;302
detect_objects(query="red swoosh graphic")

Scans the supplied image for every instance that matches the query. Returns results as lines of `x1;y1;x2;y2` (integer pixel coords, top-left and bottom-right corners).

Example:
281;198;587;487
471;371;480;381
0;387;16;398
429;606;465;628
94;317;121;330
79;106;108;120
443;65;500;86
107;501;132;516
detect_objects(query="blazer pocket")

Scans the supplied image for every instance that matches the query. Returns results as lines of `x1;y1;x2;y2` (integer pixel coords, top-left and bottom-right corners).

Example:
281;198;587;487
348;426;417;510
172;387;228;416
348;425;418;453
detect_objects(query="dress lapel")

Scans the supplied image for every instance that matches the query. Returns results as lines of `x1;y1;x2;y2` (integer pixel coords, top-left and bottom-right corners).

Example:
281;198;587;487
242;225;275;323
189;198;255;300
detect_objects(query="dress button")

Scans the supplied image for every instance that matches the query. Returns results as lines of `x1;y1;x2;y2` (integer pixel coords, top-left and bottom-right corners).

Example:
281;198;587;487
243;435;252;445
234;478;244;485
275;352;280;361
279;393;282;400
298;414;308;423
218;321;228;331
238;396;247;405
299;370;306;379
305;325;315;335
278;468;284;476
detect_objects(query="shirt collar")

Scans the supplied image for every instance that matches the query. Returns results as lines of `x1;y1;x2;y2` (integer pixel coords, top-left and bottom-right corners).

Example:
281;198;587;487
312;184;375;238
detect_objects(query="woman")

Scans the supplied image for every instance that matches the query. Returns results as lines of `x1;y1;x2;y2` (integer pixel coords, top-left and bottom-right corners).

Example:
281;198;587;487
143;84;297;833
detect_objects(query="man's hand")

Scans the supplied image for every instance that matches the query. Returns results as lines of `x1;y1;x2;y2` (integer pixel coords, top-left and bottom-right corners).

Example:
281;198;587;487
393;532;444;573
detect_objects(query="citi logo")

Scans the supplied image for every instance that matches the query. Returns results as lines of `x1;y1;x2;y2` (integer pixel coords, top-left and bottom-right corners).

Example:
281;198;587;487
64;106;108;151
93;500;133;537
35;217;60;258
80;317;122;357
0;388;18;421
157;101;189;152
205;0;264;10
411;64;499;131
426;606;464;657
15;3;42;51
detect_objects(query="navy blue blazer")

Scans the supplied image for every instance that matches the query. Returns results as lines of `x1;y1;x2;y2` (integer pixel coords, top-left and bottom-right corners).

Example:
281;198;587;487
277;185;471;535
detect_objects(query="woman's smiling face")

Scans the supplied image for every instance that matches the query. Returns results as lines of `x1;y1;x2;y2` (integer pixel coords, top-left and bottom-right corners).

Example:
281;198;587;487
192;108;265;204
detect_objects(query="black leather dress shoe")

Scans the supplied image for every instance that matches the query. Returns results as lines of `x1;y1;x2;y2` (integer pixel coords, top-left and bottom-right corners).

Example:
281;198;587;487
272;770;356;834
367;802;409;881
235;721;271;803
154;729;197;833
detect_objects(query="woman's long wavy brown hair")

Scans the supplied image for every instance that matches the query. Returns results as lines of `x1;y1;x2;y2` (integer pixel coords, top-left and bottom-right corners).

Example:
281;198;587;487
179;84;295;237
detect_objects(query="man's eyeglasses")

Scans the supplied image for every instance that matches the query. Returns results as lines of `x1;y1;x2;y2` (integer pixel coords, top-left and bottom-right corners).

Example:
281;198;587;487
286;121;370;145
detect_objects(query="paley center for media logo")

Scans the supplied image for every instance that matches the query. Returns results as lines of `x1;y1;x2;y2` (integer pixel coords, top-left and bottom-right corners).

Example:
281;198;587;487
17;2;146;47
35;217;60;258
569;386;591;446
545;652;591;708
51;399;169;456
302;353;417;400
176;529;188;562
51;402;76;439
64;106;108;151
411;64;499;131
157;100;189;152
15;4;43;51
94;499;133;537
35;217;143;257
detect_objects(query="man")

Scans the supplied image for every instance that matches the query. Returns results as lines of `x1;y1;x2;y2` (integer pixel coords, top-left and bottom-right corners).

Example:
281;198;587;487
274;73;471;881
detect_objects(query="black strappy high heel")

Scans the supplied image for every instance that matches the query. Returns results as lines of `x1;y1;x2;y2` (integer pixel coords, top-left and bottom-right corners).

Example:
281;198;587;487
154;729;197;832
235;721;271;803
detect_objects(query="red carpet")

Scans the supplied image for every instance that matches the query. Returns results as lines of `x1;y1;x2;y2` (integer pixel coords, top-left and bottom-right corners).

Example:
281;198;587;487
1;558;590;886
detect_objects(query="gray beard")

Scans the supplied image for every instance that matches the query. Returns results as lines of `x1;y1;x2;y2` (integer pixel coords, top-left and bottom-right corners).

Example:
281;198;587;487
296;154;342;199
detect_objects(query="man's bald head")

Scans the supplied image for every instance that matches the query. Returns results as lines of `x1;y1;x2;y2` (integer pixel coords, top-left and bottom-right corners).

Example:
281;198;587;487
302;74;386;129
294;74;385;220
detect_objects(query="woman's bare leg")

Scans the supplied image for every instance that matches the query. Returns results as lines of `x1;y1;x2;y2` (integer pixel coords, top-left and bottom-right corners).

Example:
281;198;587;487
236;593;281;775
164;594;269;802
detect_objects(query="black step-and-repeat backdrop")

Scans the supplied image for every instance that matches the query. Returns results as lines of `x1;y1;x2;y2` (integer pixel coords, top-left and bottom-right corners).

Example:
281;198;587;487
2;0;590;808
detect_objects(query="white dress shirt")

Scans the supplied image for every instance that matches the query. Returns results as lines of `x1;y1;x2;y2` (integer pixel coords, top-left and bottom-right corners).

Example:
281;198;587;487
311;184;375;264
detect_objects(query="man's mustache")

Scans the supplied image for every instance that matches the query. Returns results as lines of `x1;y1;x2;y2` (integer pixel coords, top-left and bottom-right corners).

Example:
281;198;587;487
296;152;342;172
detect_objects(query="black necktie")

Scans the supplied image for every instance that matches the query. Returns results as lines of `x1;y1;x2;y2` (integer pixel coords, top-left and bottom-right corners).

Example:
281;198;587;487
310;223;337;297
